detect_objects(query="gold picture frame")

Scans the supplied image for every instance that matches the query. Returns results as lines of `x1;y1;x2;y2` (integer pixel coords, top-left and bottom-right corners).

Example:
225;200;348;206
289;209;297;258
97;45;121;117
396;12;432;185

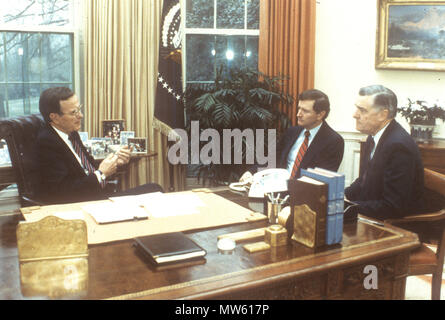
376;0;445;71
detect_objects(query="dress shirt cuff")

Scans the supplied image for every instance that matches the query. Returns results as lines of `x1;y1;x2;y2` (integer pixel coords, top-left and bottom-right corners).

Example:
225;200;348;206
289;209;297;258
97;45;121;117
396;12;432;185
94;170;104;184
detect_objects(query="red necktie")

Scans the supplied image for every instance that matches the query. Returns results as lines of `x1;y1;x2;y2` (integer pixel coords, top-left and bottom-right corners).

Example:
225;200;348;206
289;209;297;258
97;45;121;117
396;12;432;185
290;130;310;178
69;133;105;188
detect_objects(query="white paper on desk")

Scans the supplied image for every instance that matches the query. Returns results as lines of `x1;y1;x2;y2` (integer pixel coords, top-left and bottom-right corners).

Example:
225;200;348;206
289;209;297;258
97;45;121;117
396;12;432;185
122;192;206;218
81;202;148;224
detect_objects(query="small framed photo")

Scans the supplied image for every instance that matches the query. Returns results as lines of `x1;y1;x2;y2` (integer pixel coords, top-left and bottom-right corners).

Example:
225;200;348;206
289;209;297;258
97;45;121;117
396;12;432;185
89;137;113;158
78;132;89;144
128;137;148;154
102;120;125;145
120;131;135;146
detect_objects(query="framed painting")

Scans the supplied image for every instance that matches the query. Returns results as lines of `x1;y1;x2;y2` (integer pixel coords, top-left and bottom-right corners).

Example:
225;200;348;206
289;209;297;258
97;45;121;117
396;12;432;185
376;0;445;71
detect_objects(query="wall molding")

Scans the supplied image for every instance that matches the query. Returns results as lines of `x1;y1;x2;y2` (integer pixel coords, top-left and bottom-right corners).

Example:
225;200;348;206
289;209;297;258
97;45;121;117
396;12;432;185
337;131;366;187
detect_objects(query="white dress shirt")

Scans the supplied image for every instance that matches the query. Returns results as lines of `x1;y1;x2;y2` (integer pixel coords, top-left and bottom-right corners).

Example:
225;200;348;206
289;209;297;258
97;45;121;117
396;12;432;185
370;121;391;159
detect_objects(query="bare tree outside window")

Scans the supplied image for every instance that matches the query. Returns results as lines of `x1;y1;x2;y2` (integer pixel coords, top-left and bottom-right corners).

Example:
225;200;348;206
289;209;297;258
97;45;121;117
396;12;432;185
185;0;260;84
0;0;73;119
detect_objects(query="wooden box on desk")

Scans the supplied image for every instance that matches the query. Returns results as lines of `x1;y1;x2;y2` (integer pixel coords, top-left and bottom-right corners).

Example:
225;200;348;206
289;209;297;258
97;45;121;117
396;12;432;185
16;215;88;298
288;177;328;248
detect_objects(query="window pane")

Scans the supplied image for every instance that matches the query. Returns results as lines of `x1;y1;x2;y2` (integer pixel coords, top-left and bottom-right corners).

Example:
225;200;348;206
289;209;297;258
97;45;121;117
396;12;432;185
41;34;72;82
0;84;6;118
215;35;246;77
246;36;258;70
6;33;42;83
217;0;245;29
0;40;4;82
186;34;215;82
28;84;42;114
186;0;214;28
1;0;71;26
7;83;30;117
0;31;73;119
247;0;259;29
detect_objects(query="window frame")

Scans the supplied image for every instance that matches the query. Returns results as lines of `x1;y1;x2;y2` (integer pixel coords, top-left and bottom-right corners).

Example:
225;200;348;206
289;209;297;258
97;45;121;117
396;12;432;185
182;0;260;85
0;0;82;211
0;0;82;119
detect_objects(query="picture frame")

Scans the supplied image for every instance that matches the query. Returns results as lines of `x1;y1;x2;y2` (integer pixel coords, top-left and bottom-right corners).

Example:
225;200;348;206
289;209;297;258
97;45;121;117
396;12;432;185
119;131;135;146
78;132;89;144
127;137;148;154
102;120;125;145
376;0;445;71
89;137;113;159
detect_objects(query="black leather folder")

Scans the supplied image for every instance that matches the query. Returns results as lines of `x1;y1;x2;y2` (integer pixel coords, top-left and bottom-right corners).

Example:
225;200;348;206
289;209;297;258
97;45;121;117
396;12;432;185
133;232;207;265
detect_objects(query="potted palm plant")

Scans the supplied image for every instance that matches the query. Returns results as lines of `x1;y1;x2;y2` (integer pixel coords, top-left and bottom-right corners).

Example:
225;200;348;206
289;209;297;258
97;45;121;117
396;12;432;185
184;66;293;185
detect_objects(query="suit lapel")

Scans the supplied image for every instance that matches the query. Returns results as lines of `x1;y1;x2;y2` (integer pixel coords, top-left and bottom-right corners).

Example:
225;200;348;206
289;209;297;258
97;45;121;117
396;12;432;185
47;125;87;175
370;120;396;162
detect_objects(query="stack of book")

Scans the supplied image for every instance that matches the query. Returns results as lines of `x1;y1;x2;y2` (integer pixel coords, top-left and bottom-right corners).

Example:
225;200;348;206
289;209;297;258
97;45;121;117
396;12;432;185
294;168;345;246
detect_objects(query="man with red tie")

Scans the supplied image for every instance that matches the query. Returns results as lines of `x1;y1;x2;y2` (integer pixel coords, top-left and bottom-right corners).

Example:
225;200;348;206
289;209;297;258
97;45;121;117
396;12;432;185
240;89;344;181
35;87;162;204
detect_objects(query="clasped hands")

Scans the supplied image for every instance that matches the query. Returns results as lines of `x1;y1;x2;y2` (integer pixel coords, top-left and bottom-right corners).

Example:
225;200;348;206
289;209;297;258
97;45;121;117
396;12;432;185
98;145;133;178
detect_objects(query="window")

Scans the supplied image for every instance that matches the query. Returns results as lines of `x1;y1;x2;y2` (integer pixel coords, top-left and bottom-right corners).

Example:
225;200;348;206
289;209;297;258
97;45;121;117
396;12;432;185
0;1;77;211
0;0;75;120
184;0;260;84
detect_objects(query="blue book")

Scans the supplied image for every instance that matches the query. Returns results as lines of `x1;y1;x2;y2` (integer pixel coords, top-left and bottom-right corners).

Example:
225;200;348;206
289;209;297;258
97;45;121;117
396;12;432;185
314;167;345;200
301;168;337;201
327;200;336;215
336;199;344;213
326;214;336;245
335;212;344;243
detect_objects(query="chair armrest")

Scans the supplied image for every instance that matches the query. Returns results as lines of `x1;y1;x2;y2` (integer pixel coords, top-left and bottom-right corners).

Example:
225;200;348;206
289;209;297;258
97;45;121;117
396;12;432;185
385;209;445;225
21;195;44;207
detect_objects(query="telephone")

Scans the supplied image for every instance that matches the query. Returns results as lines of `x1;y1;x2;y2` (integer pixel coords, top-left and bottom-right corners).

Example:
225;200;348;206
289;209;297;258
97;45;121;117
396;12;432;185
229;168;291;198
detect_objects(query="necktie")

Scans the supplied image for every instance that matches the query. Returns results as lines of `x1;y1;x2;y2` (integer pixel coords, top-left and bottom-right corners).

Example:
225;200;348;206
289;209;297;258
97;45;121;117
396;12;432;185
290;130;310;178
368;136;375;160
69;133;105;188
361;135;375;187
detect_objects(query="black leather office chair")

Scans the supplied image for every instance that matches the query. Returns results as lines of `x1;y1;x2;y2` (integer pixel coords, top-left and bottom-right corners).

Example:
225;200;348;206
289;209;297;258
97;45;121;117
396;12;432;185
0;114;45;207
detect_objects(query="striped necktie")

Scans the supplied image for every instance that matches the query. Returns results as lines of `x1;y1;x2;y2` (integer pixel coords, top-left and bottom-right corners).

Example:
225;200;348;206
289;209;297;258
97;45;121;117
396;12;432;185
68;133;105;187
290;130;310;179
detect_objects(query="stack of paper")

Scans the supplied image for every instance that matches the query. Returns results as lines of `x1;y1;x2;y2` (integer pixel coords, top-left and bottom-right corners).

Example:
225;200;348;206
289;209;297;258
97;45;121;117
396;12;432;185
81;202;149;224
110;192;205;218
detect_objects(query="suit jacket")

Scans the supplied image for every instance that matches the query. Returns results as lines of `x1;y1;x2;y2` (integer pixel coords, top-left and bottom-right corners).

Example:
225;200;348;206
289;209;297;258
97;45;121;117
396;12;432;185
34;124;107;204
275;121;344;177
345;120;424;220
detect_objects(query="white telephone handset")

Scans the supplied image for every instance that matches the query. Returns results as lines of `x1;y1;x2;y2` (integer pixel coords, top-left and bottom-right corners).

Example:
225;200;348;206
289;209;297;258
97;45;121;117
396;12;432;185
229;168;290;198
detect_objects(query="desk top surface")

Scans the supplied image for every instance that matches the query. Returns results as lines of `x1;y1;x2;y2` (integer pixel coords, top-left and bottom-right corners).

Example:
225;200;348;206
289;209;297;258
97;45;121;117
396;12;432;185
0;189;419;300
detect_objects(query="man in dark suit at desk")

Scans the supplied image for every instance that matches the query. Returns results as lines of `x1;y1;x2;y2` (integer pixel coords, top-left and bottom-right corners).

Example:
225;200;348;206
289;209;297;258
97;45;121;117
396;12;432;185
34;87;162;204
240;89;344;181
345;85;424;220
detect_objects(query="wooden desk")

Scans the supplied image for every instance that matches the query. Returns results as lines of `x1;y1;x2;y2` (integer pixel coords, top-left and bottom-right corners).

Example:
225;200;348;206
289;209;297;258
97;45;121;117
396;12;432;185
0;189;419;300
417;140;445;174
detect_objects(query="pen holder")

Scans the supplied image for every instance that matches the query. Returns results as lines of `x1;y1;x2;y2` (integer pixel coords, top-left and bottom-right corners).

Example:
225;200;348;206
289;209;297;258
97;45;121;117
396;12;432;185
266;201;281;224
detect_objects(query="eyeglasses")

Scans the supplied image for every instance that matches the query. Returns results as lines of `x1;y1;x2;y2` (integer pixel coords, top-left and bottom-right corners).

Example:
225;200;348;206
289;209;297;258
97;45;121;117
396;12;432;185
60;105;83;117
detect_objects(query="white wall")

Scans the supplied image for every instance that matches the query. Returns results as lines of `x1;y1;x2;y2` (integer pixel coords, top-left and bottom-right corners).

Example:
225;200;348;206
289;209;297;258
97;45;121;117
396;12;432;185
314;0;445;138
